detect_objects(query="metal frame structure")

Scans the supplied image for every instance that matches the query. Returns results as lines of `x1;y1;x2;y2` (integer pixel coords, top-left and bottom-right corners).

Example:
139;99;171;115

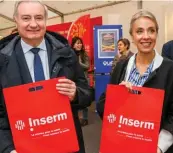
0;0;135;31
0;13;13;22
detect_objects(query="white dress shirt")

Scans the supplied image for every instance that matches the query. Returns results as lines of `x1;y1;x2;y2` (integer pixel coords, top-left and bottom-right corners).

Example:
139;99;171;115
21;39;50;82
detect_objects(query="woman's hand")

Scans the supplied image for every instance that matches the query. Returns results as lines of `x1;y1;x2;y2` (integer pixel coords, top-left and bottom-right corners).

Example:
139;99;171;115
119;81;133;90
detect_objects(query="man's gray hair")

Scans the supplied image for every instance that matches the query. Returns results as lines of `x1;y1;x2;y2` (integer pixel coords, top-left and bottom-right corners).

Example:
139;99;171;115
13;0;48;19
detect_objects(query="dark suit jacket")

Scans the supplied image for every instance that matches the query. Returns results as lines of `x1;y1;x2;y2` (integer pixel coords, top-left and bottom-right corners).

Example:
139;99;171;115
162;40;173;60
112;51;134;72
97;58;173;153
0;32;92;153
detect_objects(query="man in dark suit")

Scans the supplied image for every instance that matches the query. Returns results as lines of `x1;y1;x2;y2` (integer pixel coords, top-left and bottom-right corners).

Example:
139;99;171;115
0;1;92;153
162;40;173;59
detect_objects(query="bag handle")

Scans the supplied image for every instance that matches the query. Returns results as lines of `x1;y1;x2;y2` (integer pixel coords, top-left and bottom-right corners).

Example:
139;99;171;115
29;85;43;92
129;86;144;95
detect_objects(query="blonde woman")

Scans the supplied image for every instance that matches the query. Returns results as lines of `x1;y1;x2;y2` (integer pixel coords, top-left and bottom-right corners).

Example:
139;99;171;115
97;10;173;153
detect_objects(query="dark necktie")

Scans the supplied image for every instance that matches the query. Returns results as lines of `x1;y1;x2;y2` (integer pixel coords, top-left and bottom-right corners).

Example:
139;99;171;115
30;48;45;82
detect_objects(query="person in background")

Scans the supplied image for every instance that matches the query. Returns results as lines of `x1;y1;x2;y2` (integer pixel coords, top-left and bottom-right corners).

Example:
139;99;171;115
97;10;173;153
0;1;92;153
71;36;90;126
162;40;173;60
112;38;133;72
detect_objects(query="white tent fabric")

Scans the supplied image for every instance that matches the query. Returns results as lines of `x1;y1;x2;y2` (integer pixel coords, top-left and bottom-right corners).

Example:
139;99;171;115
0;0;127;30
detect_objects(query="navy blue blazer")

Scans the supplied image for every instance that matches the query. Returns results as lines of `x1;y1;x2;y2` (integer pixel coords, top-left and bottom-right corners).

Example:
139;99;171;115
162;40;173;60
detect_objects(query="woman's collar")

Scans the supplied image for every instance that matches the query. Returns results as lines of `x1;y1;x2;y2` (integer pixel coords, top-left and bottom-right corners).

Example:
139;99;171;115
124;50;163;81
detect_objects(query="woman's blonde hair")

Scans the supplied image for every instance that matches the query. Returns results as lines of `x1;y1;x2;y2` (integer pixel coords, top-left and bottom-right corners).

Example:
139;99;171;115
129;10;159;36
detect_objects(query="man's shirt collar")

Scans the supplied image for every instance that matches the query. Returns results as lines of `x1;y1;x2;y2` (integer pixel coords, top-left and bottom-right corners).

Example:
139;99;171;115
21;38;46;54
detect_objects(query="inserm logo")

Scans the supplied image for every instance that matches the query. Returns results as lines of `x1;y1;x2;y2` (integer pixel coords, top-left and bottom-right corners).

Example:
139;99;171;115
29;112;67;128
107;114;154;130
14;112;68;131
15;120;25;130
107;114;116;123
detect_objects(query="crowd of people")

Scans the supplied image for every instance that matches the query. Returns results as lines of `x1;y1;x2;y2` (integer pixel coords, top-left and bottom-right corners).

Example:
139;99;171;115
0;0;173;153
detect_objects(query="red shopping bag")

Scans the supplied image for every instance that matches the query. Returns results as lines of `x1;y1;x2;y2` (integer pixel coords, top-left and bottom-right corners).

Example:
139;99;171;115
3;78;79;153
100;85;164;153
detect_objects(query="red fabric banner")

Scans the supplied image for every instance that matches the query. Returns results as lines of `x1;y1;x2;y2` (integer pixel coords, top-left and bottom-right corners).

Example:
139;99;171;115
100;85;164;153
3;78;79;153
47;16;102;86
46;16;102;64
67;14;90;53
47;22;71;38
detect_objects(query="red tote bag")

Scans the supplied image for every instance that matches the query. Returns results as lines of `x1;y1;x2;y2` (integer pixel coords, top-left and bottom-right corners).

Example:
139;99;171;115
100;85;164;153
3;78;79;153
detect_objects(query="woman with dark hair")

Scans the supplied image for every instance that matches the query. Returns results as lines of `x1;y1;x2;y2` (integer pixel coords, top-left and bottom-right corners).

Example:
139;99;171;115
71;36;90;126
112;38;133;72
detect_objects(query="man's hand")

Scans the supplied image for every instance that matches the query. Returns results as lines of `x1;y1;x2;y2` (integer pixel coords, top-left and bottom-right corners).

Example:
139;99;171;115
157;147;162;153
56;78;77;101
10;150;17;153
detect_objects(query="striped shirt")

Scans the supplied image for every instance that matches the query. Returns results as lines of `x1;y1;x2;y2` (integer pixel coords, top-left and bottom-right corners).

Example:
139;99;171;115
128;60;154;87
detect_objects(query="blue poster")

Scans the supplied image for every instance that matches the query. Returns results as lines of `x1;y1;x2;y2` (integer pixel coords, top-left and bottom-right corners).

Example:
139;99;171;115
94;25;122;73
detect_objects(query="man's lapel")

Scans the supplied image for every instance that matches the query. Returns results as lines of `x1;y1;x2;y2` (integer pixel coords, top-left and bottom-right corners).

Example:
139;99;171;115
15;40;33;84
45;35;74;79
45;38;52;77
49;46;74;79
45;38;64;79
49;46;62;79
